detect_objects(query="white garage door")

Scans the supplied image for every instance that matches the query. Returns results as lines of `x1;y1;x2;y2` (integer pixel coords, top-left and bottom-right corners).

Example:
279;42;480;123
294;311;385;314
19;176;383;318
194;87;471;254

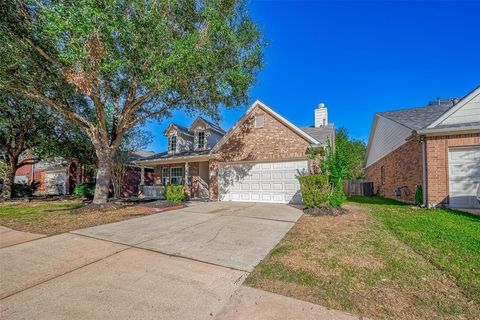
448;147;480;209
45;171;66;195
219;160;308;204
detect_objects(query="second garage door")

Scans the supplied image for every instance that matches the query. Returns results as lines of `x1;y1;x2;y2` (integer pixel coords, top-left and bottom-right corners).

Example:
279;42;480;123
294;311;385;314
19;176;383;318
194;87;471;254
219;160;308;204
448;147;480;208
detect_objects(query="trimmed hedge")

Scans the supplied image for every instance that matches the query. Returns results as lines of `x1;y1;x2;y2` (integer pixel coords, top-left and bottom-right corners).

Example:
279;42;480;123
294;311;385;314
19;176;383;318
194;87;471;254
165;183;186;203
298;174;331;208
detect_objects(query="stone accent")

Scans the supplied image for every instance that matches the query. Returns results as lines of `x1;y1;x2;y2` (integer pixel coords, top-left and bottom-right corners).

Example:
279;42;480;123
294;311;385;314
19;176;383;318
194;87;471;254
425;133;480;207
365;139;422;202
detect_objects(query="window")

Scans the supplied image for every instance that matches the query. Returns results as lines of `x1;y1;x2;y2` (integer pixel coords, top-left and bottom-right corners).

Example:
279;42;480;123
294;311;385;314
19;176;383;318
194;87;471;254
170;167;183;184
255;114;264;128
381;166;385;185
161;167;169;186
197;131;205;149
169;135;177;153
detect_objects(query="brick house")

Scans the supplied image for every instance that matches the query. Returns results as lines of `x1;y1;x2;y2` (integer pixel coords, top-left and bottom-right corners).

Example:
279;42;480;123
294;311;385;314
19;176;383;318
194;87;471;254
13;151;154;197
365;86;480;209
136;101;334;203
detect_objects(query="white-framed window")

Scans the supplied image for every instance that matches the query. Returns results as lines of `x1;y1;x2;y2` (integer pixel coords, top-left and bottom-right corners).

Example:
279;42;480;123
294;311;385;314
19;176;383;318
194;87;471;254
255;114;264;128
161;167;169;186
169;135;177;153
170;167;183;184
197;131;205;149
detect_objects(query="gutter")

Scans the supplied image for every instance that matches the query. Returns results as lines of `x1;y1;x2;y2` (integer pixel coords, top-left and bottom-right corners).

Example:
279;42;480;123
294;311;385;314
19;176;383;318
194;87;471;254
421;138;427;207
135;154;213;166
417;125;480;136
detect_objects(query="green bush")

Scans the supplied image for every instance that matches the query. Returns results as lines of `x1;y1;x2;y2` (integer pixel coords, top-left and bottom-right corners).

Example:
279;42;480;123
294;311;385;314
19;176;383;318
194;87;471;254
165;183;186;203
415;184;423;206
299;174;331;208
14;180;40;197
329;184;346;207
73;183;95;199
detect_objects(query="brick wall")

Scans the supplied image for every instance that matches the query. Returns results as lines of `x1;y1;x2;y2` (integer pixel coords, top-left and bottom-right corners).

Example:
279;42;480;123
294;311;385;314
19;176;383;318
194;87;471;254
425;132;480;207
214;105;311;163
209;105;312;200
365;139;423;202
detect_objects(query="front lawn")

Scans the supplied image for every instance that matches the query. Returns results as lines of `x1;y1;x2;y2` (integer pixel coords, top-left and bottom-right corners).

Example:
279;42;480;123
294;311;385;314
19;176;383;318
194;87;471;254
246;198;480;320
0;199;165;235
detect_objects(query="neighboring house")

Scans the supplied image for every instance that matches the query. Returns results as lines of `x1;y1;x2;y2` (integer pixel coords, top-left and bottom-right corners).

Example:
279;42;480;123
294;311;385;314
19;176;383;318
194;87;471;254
13;151;155;197
364;86;480;209
136;101;334;203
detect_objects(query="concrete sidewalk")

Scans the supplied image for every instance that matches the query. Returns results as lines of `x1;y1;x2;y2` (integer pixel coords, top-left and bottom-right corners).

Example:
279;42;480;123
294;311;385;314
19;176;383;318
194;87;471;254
0;226;45;248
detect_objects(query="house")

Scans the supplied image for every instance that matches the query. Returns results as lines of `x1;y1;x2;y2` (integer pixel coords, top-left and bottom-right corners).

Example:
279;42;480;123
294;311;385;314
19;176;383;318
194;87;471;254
364;86;480;209
13;151;155;197
136;100;335;203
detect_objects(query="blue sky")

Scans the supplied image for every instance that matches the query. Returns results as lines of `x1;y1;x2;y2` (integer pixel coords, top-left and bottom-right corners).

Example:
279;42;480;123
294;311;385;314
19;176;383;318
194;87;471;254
145;0;480;152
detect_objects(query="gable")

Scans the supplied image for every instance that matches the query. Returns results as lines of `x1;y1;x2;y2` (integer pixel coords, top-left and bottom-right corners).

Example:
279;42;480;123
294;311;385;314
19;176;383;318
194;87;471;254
214;104;312;162
429;86;480;128
365;115;412;168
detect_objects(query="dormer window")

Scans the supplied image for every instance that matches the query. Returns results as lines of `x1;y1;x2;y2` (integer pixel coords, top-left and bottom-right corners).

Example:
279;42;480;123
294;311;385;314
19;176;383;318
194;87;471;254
169;135;177;153
197;131;205;150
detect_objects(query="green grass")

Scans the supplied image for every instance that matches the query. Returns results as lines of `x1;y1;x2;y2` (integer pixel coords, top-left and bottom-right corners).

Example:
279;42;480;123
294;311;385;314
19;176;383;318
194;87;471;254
0;201;83;218
350;196;480;304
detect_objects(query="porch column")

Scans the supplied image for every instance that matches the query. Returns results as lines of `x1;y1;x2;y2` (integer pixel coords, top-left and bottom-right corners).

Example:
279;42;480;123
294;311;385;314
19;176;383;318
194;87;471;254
139;165;145;198
184;162;189;186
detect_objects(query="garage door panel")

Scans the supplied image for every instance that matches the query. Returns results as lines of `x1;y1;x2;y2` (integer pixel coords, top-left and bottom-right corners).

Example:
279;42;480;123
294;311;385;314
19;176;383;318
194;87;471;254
219;160;307;204
448;147;480;209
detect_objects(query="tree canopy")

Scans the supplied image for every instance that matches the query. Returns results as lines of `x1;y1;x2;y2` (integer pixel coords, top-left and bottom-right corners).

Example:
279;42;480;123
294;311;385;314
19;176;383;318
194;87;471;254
0;0;265;203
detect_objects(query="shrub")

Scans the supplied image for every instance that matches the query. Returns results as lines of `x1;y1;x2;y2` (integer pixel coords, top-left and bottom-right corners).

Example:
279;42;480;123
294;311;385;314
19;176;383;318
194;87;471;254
14;180;40;197
329;184;346;207
73;183;95;199
415;184;423;206
165;183;186;203
299;174;331;208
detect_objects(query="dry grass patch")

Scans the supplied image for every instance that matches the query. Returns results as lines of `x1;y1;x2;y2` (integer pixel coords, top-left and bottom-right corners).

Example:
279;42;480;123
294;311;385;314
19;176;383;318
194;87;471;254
246;203;480;320
0;199;162;235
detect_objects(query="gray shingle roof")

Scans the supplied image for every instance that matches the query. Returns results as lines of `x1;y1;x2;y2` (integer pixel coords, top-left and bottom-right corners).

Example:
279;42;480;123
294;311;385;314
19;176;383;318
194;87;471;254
300;124;334;145
198;116;226;133
139;149;212;161
378;104;453;130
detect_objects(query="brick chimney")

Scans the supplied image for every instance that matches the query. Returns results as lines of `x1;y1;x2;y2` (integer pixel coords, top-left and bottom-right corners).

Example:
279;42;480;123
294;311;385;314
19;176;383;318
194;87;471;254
315;103;328;127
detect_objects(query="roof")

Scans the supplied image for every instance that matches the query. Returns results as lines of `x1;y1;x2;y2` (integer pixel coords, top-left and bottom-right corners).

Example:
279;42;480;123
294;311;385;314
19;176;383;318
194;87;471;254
164;123;191;136
299;124;334;145
377;103;454;130
197;116;225;133
139;149;212;161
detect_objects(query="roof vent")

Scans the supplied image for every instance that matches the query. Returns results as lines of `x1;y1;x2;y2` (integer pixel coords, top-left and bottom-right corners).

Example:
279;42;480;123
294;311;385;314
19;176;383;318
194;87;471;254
315;103;328;127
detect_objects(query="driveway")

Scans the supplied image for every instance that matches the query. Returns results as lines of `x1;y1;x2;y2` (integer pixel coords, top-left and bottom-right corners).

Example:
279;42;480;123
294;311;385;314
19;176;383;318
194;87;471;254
0;202;301;319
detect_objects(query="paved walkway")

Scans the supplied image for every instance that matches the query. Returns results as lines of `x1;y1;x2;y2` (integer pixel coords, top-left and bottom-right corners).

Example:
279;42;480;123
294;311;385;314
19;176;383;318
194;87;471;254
0;202;363;319
0;226;45;248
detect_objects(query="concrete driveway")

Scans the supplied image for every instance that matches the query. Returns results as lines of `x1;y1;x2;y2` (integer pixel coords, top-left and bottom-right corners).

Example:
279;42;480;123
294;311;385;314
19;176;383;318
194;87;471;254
0;202;301;319
73;202;302;271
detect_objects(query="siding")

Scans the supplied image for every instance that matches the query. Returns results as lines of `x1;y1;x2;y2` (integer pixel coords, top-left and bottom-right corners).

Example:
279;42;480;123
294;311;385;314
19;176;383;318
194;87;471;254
440;91;480;125
365;115;412;168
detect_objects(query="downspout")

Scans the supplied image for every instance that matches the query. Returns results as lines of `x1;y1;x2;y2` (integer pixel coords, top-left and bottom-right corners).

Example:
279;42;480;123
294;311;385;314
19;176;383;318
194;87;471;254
421;137;427;208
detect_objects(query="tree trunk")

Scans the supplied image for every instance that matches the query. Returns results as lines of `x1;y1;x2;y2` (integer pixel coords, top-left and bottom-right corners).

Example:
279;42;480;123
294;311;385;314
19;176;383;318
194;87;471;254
93;150;113;204
1;159;17;199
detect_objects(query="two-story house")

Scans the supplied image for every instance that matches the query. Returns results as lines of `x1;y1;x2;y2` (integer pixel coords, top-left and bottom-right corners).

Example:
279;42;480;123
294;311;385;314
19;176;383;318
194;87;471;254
137;100;335;203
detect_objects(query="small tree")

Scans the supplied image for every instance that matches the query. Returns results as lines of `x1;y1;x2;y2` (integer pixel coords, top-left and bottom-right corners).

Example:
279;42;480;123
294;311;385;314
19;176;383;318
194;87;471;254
321;128;366;204
1;0;265;204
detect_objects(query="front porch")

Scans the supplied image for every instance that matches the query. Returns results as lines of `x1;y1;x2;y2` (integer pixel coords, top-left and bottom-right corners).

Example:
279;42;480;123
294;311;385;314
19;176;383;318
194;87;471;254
139;160;210;200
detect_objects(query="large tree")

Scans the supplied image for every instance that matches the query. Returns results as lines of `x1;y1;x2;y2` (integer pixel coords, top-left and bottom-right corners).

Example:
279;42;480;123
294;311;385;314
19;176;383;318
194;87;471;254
0;93;53;198
0;0;264;203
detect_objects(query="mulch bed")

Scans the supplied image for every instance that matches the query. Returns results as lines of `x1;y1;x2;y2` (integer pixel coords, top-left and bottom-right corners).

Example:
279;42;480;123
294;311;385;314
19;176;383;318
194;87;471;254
135;200;185;212
71;200;134;214
303;206;348;216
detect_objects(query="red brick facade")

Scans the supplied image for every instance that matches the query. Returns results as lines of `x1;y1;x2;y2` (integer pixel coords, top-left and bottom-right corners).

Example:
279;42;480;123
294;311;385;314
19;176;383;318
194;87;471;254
209;105;312;200
366;132;480;207
425;133;480;207
365;139;423;202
